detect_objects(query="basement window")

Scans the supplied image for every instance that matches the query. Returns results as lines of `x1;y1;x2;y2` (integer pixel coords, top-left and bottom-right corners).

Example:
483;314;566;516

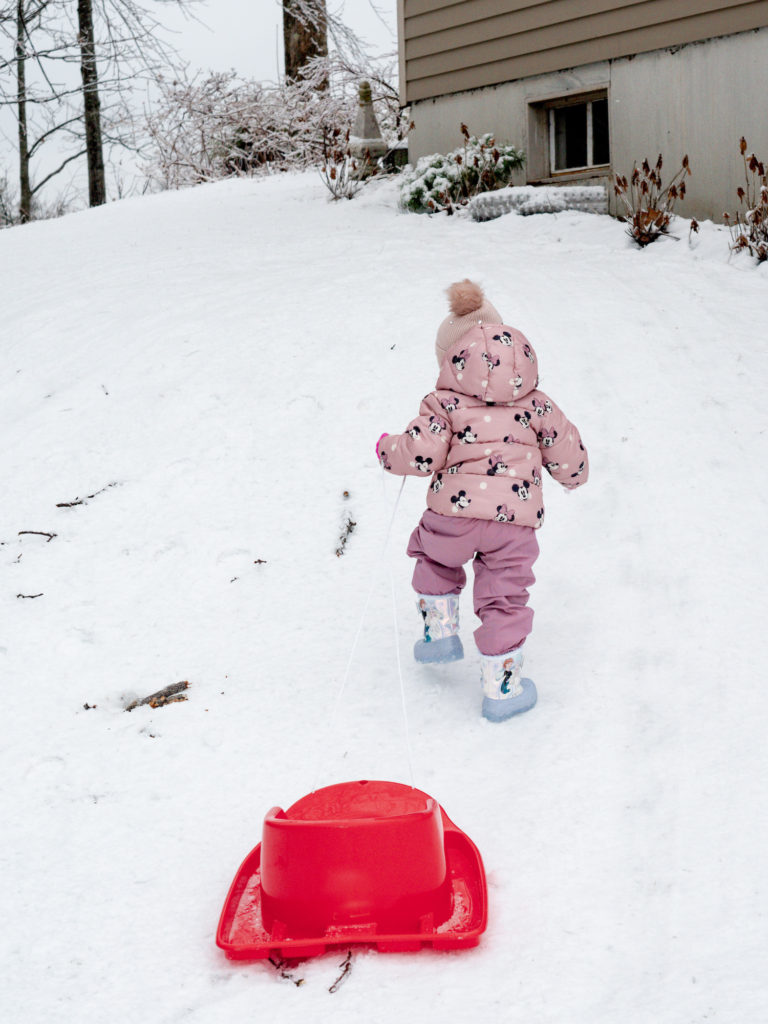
548;94;609;173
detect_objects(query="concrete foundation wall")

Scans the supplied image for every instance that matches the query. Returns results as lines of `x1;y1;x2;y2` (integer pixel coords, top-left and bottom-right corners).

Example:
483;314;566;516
407;27;768;223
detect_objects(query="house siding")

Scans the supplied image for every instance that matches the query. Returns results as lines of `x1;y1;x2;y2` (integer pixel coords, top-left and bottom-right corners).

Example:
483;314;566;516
400;0;768;102
405;27;768;223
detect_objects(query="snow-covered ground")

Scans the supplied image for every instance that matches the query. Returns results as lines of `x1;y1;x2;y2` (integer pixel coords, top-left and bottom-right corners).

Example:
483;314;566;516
2;172;767;1023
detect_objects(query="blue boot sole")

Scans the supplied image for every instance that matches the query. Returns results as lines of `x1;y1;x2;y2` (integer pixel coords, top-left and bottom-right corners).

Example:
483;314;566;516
482;678;537;721
413;635;464;664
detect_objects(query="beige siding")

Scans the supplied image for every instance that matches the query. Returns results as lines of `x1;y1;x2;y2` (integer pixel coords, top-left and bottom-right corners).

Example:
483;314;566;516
401;0;768;102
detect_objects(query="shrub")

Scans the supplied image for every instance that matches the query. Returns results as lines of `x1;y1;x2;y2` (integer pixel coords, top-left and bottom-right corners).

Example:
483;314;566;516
319;127;367;200
0;172;73;228
614;154;691;246
143;56;407;191
724;138;768;263
399;124;525;215
0;171;17;228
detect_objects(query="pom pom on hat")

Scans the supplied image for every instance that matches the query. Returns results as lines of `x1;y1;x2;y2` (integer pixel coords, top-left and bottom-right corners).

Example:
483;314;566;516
447;279;485;317
434;279;502;367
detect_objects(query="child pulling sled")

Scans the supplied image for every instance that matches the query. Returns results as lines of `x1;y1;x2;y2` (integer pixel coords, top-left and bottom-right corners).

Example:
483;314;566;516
376;280;589;721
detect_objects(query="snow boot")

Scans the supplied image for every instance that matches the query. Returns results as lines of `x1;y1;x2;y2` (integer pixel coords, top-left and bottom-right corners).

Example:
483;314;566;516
480;648;537;721
413;594;464;664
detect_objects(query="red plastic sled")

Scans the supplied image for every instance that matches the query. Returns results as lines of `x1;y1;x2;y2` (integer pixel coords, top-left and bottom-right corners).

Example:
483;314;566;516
216;779;488;959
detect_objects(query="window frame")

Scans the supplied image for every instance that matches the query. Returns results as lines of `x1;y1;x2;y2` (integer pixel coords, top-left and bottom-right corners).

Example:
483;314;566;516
548;95;608;174
526;88;610;183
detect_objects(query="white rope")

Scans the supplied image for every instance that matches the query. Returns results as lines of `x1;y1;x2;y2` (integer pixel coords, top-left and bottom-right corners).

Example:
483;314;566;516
388;539;416;788
310;475;409;792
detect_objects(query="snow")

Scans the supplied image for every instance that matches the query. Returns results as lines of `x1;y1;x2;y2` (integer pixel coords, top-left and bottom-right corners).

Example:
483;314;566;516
2;172;767;1022
469;184;609;219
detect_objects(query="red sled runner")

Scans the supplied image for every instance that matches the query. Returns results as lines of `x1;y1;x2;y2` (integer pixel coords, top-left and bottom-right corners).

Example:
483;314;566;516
216;779;488;959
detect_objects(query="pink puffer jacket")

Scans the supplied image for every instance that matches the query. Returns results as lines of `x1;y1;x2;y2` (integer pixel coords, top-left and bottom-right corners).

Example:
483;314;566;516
380;323;589;528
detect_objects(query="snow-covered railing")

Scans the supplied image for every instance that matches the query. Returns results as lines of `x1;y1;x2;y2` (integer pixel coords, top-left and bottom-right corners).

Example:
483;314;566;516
468;184;608;221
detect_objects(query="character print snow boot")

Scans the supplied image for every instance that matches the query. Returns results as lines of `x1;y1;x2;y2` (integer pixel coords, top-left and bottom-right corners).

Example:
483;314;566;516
480;647;537;721
413;594;464;664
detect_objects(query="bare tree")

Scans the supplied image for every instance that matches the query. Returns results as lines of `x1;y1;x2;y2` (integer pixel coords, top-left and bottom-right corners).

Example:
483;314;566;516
14;0;32;216
0;0;200;218
76;0;104;204
71;0;201;207
281;0;365;80
0;1;86;221
282;0;327;83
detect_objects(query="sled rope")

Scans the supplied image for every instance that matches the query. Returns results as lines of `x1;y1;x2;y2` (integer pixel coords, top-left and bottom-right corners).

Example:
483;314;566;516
388;527;415;787
312;476;412;792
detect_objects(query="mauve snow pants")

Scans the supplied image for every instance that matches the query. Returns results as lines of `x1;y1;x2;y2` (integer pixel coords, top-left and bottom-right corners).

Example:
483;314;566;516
407;509;539;657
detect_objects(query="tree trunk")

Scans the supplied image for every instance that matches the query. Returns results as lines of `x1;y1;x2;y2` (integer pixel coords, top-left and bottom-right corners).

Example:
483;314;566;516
282;0;327;83
77;0;106;207
16;0;31;222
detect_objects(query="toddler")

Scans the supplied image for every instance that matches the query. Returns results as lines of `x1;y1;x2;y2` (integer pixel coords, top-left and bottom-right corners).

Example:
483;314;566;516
376;280;589;721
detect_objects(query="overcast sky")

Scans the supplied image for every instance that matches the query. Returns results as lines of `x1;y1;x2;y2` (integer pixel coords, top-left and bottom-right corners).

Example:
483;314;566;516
163;0;398;82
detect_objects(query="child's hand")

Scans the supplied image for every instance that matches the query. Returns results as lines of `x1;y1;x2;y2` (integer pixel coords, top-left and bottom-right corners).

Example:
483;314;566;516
375;433;389;459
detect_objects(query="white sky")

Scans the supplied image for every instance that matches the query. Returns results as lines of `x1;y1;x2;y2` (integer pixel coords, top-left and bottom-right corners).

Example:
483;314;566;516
163;0;398;82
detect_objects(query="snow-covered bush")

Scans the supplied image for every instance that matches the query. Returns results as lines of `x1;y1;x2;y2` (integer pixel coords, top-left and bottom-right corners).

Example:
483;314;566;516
319;127;366;200
0;171;17;228
724;138;768;263
143;56;406;191
0;170;72;228
614;154;691;246
399;124;525;215
144;71;343;187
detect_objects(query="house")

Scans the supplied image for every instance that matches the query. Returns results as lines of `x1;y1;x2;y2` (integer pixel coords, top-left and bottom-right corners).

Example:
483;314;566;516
397;1;768;222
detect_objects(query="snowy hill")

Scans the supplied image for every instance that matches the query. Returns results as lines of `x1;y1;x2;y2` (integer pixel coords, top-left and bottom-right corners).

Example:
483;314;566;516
2;173;767;1023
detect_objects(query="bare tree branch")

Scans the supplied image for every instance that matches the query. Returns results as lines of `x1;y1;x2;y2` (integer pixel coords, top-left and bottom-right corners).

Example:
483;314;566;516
124;680;190;711
27;112;80;154
30;146;87;192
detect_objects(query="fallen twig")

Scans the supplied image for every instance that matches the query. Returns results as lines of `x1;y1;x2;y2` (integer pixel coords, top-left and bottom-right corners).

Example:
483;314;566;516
18;531;57;542
335;513;356;557
268;956;305;987
17;592;43;599
124;681;190;712
56;482;119;508
328;950;353;993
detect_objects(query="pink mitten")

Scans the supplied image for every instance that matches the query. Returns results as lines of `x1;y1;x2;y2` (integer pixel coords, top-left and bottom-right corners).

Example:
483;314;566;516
375;432;389;459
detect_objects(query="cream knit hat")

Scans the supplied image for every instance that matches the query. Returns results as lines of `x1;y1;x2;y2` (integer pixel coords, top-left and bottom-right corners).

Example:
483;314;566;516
434;280;502;367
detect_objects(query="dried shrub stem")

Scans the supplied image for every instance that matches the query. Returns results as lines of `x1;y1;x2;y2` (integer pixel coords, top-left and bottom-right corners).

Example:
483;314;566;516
614;154;691;246
724;137;768;262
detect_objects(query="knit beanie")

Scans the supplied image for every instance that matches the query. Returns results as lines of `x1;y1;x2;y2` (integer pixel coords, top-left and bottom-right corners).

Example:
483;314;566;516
434;280;502;367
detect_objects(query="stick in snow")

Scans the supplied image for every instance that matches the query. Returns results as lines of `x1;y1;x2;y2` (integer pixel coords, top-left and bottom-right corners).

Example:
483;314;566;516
267;957;305;987
18;531;57;542
56;482;119;508
124;681;190;712
328;950;353;993
17;593;43;599
335;513;356;557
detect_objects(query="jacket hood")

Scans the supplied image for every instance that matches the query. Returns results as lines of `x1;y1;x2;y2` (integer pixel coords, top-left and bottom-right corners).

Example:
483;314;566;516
435;323;539;404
